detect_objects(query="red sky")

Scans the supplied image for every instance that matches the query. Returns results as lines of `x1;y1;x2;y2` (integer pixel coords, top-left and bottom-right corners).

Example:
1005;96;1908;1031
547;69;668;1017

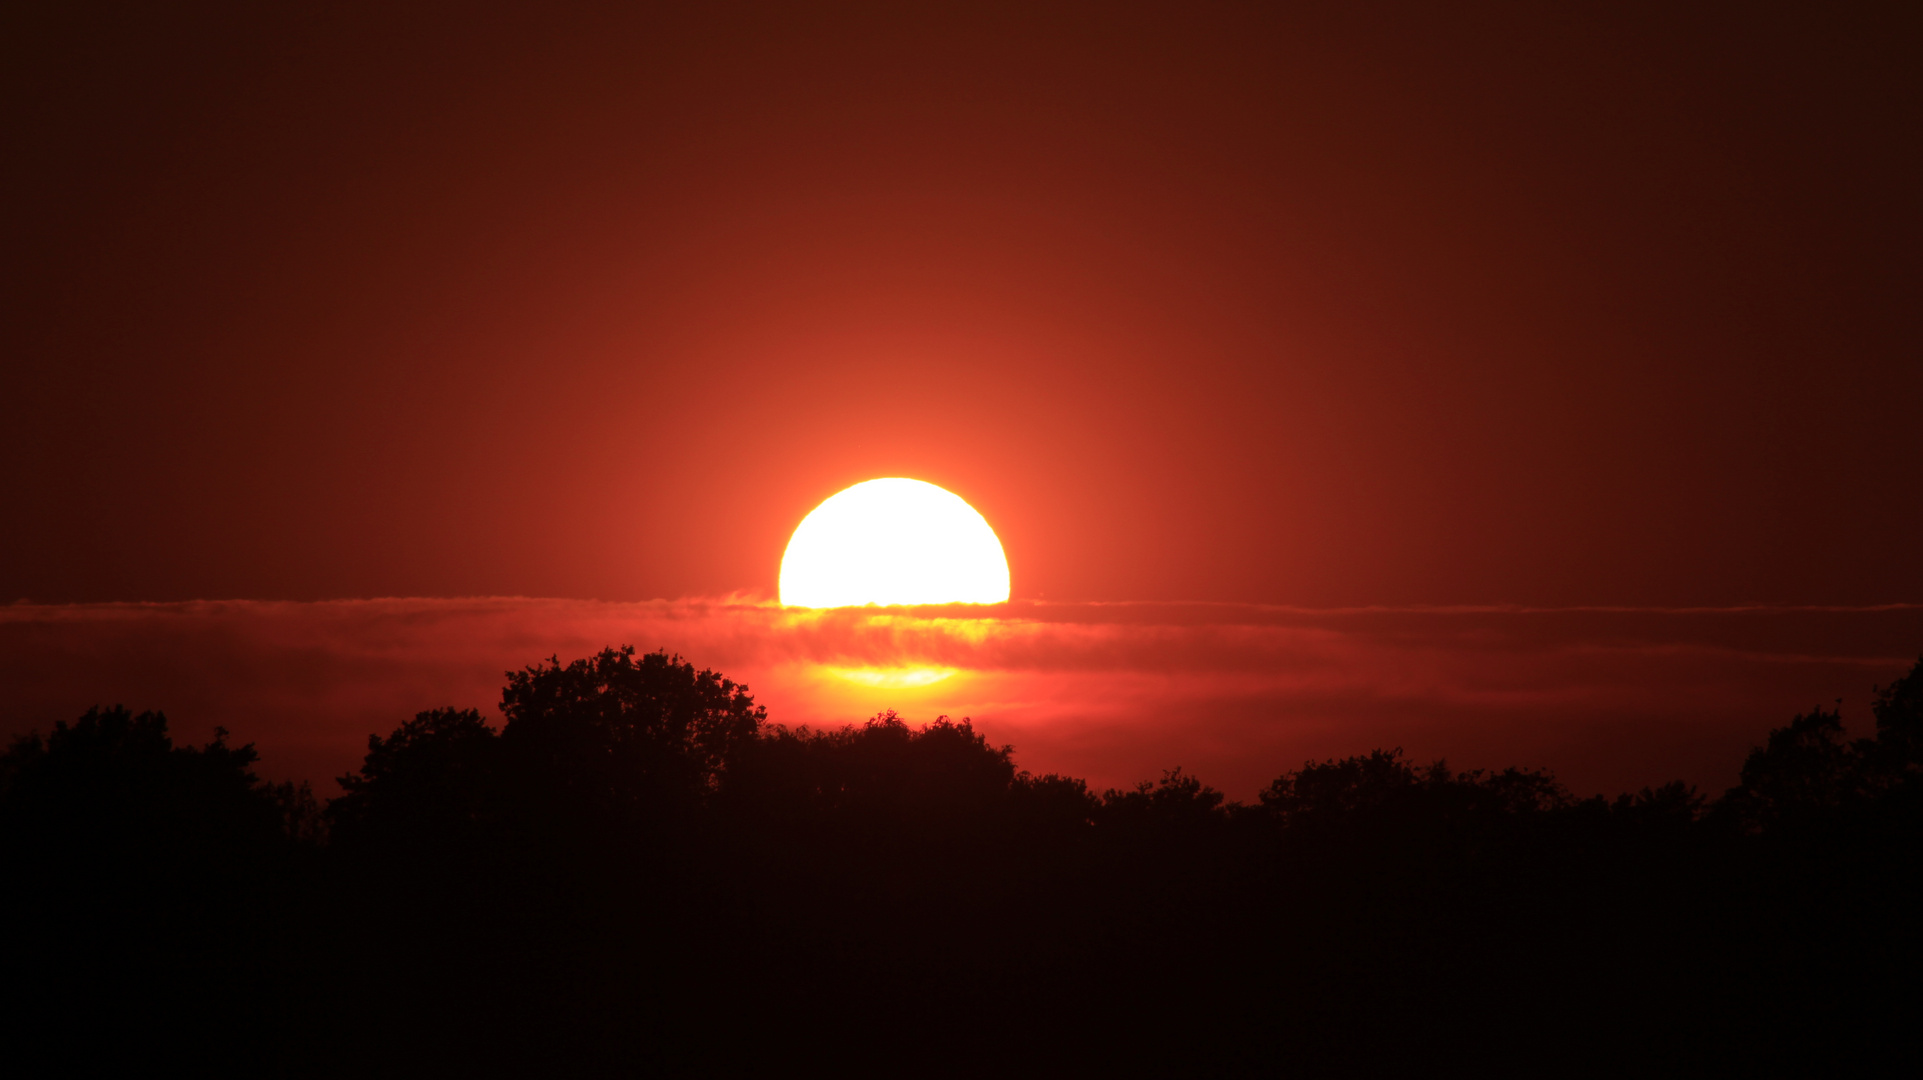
4;2;1919;793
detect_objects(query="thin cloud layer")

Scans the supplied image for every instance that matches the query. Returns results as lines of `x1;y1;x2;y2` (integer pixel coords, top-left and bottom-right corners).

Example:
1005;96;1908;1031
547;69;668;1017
3;598;1917;798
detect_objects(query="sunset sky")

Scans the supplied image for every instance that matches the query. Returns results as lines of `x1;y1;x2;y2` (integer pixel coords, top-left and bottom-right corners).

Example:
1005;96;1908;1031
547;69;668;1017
5;2;1918;797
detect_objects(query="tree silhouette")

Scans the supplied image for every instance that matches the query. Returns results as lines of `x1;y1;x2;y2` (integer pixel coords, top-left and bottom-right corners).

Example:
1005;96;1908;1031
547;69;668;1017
1097;766;1230;837
328;706;500;850
1714;658;1923;833
0;706;296;870
498;646;764;822
1606;779;1706;826
1865;656;1923;788
8;648;1923;1073
1258;747;1570;827
729;711;1015;822
1721;707;1864;830
0;707;312;1068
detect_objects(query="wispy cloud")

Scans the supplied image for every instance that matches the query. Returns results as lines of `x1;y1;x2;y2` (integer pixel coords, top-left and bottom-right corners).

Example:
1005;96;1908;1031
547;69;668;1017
4;598;1918;798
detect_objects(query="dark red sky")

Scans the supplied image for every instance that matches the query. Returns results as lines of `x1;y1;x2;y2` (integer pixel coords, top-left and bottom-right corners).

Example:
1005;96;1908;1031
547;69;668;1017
6;0;1919;608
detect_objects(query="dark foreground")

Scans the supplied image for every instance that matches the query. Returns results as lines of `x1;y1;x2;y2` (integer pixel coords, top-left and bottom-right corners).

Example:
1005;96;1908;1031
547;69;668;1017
6;648;1922;1074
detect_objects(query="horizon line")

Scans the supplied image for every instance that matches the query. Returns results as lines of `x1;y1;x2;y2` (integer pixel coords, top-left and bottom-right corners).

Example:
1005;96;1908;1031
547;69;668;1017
6;595;1922;617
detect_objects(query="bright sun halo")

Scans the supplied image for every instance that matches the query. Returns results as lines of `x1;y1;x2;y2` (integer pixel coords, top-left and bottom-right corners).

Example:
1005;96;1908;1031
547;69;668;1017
779;478;1011;608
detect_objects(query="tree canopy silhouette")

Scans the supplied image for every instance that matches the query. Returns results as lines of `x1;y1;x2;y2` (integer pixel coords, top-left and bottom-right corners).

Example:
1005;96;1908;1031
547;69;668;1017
6;650;1923;1073
0;705;301;874
498;646;763;819
0;707;314;1068
328;706;501;850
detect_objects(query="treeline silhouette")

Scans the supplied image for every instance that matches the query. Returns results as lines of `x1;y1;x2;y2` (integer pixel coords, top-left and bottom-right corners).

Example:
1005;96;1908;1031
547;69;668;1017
5;647;1921;1073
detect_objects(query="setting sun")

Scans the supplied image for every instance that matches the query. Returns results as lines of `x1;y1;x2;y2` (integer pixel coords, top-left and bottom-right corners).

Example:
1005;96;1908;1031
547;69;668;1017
779;478;1011;607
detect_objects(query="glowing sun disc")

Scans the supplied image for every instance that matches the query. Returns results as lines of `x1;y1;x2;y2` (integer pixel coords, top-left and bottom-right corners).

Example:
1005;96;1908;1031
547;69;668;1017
779;478;1011;607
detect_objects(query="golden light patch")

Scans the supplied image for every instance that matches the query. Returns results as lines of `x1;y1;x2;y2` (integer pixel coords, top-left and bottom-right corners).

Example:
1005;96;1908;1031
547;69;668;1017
825;666;957;688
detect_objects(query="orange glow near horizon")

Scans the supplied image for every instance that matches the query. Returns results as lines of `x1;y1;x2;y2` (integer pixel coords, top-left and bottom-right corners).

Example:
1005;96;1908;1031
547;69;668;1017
824;666;957;688
778;478;1011;608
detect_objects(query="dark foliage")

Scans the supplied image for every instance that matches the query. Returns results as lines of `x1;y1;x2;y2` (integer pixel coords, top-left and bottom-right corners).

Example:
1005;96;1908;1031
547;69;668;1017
329;706;501;850
0;708;313;1069
6;652;1923;1074
1720;707;1864;827
1;706;293;859
499;646;763;813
